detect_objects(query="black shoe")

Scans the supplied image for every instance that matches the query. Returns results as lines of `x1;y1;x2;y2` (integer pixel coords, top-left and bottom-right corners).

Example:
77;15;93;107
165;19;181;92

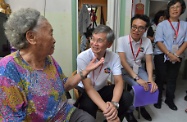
184;95;187;101
185;91;187;101
125;112;138;122
154;102;161;109
140;107;152;121
165;100;178;111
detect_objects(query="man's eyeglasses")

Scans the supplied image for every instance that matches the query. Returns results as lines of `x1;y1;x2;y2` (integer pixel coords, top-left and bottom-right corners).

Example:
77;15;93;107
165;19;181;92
131;26;146;32
90;37;105;44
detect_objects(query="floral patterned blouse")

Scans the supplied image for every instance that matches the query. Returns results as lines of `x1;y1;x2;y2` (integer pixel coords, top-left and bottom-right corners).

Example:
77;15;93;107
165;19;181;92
0;51;75;122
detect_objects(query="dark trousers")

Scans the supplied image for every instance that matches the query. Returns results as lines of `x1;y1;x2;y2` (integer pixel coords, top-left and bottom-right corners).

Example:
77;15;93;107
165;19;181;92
154;54;181;102
78;85;133;121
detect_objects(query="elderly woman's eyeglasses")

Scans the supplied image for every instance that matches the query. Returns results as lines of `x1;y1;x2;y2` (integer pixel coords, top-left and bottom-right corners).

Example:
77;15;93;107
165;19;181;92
131;26;146;32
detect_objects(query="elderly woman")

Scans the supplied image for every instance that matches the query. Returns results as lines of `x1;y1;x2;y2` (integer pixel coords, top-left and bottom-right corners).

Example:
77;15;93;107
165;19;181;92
0;8;104;121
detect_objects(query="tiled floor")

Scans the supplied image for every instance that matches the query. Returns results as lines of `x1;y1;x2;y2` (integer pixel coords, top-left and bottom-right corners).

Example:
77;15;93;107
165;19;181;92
96;74;187;122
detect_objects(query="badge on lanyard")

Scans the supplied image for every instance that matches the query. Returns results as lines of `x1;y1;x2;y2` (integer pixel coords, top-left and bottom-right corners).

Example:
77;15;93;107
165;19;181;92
172;44;178;53
129;35;142;75
133;63;139;75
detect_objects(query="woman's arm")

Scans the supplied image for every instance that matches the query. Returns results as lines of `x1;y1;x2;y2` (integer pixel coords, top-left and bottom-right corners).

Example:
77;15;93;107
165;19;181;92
0;68;27;121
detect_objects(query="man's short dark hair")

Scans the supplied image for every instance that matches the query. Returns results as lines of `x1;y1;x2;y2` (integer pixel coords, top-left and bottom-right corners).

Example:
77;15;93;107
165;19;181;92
131;14;150;28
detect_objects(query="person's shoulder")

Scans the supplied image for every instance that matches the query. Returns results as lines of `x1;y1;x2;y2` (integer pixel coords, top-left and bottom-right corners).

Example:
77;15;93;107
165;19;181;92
105;50;119;64
107;49;117;54
180;20;186;23
142;36;152;43
179;21;187;31
180;20;187;25
118;35;129;44
158;20;168;26
0;53;16;74
77;48;92;58
106;50;119;59
0;53;16;66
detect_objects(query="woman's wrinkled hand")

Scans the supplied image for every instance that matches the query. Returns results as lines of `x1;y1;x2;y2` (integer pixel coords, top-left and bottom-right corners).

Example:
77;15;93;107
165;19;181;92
85;57;104;73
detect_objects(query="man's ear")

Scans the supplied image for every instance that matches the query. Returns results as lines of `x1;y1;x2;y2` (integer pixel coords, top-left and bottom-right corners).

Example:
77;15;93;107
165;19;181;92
25;31;36;44
107;42;113;48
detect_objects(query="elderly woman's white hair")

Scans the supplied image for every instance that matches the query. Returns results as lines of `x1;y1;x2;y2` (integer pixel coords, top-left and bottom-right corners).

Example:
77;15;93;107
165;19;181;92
4;8;46;50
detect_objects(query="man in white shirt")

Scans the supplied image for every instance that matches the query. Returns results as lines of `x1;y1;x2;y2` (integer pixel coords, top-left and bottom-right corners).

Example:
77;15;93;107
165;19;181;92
117;14;158;122
77;25;133;122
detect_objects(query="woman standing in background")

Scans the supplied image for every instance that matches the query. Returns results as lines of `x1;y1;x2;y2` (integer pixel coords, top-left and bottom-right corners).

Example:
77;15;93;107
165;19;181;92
153;0;187;111
147;10;166;43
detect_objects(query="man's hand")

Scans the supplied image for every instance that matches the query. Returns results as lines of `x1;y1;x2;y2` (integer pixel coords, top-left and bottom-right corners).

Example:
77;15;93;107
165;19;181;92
148;81;158;93
136;79;149;91
103;102;119;121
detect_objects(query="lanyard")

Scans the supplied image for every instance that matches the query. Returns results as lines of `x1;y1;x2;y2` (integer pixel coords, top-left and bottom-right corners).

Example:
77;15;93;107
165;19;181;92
92;52;106;86
92;64;103;86
168;19;180;39
129;35;142;61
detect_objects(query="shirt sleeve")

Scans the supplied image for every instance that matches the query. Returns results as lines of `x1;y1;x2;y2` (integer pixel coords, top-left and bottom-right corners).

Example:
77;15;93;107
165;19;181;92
112;55;122;75
0;62;27;121
77;52;89;73
116;36;126;53
145;39;153;54
184;22;187;42
154;23;164;43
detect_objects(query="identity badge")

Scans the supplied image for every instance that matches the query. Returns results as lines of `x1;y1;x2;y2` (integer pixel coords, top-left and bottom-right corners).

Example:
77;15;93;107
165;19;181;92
133;63;139;74
172;44;178;53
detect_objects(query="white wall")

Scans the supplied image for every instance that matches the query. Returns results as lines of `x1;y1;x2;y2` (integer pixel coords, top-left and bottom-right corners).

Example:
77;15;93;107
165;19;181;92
6;0;73;76
124;1;132;35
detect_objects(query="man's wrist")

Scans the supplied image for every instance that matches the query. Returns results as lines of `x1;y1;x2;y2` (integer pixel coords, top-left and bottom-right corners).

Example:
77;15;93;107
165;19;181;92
79;71;87;80
134;75;140;81
111;101;119;109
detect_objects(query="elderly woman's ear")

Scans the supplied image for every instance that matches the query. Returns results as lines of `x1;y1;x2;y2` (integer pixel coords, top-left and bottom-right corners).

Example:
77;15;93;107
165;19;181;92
26;30;36;44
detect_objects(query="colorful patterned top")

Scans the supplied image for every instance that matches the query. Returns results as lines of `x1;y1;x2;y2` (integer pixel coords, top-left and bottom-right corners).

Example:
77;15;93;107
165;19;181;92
0;51;76;122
